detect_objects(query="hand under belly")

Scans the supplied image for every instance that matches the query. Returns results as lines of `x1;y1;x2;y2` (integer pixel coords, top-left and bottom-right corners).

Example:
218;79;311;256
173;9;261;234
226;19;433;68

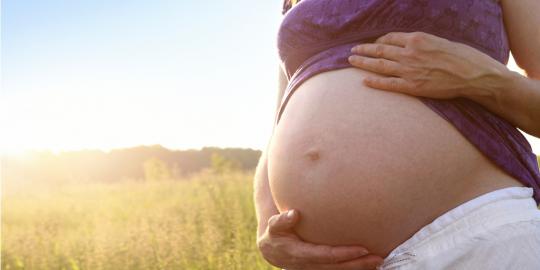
267;68;521;257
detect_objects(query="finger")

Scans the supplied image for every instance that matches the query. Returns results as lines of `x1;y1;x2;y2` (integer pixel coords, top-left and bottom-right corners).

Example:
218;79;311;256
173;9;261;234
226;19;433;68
305;255;385;270
364;76;417;94
293;242;371;264
348;55;405;77
350;43;405;61
374;32;409;47
268;209;300;234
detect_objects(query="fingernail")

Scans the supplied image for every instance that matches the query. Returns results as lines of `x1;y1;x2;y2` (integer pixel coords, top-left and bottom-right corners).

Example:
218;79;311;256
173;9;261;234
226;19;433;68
287;209;295;219
350;46;356;53
358;248;369;256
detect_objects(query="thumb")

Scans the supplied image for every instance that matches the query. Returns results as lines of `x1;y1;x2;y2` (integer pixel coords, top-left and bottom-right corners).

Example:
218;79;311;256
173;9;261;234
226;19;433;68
268;209;300;234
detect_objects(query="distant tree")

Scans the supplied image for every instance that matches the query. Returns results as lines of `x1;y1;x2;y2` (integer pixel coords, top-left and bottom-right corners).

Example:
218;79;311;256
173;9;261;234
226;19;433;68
210;152;241;174
143;157;171;182
3;146;262;184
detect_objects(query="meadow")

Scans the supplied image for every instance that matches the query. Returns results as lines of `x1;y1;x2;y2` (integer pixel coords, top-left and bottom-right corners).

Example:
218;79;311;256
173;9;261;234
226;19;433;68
2;169;278;270
3;157;540;270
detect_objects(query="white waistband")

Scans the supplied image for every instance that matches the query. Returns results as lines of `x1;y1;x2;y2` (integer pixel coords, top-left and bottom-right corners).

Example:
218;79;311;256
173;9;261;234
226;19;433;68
386;186;540;259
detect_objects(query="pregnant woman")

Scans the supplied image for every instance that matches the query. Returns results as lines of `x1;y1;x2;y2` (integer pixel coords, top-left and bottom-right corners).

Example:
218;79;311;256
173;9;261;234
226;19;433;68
255;0;540;269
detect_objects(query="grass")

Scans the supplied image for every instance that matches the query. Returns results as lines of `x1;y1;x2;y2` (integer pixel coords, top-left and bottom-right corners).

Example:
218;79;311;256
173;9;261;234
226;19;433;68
4;159;539;269
2;170;278;270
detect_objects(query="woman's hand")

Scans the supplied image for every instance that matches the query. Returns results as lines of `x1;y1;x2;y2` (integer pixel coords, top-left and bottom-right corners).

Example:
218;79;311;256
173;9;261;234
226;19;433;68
257;209;384;270
347;31;508;99
347;31;540;137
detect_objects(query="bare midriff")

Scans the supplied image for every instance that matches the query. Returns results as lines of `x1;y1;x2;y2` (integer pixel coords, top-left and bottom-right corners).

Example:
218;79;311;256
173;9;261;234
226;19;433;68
267;67;523;257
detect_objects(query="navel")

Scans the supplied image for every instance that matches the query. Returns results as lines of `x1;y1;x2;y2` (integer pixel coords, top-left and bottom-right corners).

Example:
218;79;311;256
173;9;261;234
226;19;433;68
305;149;321;161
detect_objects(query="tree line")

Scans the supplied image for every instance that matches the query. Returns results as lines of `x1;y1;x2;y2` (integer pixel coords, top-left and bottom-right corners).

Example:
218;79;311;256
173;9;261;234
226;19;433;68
3;145;262;184
3;145;539;184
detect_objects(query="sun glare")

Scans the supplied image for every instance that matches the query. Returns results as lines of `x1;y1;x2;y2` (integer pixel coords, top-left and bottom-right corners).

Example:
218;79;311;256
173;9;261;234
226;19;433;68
0;54;537;157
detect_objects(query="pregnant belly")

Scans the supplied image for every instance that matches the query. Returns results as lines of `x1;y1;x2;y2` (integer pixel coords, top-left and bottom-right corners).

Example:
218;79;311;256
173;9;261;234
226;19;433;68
267;68;522;257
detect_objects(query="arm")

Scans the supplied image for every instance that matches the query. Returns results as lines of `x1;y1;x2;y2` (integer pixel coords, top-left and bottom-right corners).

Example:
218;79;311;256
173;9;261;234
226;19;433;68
254;65;287;238
466;67;540;137
501;0;540;78
254;144;279;238
467;0;540;137
445;0;540;137
347;21;540;136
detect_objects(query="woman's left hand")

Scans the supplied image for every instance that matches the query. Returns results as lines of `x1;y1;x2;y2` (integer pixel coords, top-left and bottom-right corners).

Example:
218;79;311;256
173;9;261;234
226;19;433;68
348;31;508;99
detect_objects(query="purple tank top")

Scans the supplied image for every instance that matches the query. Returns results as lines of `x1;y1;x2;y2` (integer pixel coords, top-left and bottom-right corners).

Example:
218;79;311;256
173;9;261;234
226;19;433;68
276;0;540;204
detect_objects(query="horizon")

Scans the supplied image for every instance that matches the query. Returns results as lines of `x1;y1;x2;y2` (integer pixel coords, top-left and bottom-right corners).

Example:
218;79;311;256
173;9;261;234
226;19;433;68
1;144;262;157
1;0;539;155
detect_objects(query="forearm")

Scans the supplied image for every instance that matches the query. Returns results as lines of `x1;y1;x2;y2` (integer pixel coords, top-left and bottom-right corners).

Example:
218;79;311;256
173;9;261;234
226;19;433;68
465;68;540;137
254;65;287;239
253;144;280;239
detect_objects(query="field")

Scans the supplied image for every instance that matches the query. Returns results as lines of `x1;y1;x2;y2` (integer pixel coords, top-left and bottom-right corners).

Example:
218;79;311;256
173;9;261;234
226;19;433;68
4;158;540;270
2;170;278;270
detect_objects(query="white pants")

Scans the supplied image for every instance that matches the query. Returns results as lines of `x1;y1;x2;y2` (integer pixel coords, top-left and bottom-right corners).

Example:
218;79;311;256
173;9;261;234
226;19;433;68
379;186;540;270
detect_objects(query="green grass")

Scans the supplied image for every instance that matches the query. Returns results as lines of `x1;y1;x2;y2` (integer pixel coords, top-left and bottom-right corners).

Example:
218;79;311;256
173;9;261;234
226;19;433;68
2;170;278;270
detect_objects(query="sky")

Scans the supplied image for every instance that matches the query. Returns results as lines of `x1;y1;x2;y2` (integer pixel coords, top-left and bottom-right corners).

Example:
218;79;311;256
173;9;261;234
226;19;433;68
1;0;539;155
1;0;283;153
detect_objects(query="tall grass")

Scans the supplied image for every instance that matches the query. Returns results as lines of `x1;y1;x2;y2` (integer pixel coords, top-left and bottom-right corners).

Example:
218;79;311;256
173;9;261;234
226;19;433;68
2;170;278;270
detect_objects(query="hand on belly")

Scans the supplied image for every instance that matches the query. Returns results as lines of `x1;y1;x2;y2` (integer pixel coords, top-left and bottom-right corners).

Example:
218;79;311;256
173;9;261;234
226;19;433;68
257;209;385;269
268;67;519;257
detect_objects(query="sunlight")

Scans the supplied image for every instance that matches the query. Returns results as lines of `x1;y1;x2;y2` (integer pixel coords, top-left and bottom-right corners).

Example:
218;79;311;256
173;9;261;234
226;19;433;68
0;51;537;156
507;53;525;75
1;89;118;154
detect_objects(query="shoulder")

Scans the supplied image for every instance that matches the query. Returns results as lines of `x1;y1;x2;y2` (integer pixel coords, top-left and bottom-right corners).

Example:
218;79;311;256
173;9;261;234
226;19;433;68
282;0;291;15
282;0;301;15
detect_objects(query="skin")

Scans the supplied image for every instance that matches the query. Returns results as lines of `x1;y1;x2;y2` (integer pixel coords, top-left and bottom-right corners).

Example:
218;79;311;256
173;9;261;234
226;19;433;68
347;0;540;137
257;209;384;270
255;0;539;268
254;66;384;270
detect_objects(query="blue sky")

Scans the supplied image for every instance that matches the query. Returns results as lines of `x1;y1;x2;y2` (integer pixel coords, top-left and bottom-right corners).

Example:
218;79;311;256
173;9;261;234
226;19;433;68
1;0;539;154
1;0;284;152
